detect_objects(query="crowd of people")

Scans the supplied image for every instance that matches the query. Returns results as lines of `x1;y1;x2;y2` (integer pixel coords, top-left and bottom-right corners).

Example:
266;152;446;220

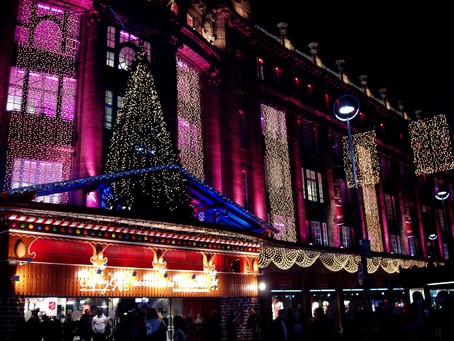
14;290;454;341
265;290;454;341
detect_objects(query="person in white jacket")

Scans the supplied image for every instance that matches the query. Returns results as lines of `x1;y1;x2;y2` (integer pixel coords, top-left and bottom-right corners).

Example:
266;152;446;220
92;308;107;341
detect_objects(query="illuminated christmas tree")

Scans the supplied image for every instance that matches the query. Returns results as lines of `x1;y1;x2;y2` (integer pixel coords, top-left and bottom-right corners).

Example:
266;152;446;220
105;45;193;221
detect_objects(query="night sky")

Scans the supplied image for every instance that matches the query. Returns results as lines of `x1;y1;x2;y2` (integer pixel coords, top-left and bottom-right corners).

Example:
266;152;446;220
248;1;454;120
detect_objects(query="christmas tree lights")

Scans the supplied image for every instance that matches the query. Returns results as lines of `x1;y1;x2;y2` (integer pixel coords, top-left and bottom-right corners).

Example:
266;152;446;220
261;104;297;242
105;46;193;221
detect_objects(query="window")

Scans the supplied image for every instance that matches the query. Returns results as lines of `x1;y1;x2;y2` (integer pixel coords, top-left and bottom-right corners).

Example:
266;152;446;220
311;221;322;245
7;67;76;120
256;57;264;80
104;90;123;130
107;26;115;48
322;222;328;246
242;168;249;209
331;134;343;166
106;27;151;68
341;226;351;248
104;90;113;130
385;194;397;221
118;46;135;70
389;234;401;254
106;51;115;67
239;110;247;150
380;155;391;181
300;120;319;154
11;158;63;204
408;237;416;256
302;168;324;203
6;67;24;111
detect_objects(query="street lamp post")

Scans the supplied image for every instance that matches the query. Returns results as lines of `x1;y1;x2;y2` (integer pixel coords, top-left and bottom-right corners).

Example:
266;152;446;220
333;94;372;332
435;188;450;261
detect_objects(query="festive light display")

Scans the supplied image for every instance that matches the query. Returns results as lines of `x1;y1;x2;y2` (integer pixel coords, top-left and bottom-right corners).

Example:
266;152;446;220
363;186;383;252
261;104;297;242
105;46;193;220
4;0;79;204
8;212;261;253
343;131;380;188
409;114;454;176
258;246;431;274
176;57;204;180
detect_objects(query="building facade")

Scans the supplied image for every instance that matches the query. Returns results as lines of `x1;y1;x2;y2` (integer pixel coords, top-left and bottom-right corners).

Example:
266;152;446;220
0;0;453;339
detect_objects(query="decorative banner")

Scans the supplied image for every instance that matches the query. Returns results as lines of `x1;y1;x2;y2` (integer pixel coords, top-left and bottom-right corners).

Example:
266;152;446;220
409;114;454;176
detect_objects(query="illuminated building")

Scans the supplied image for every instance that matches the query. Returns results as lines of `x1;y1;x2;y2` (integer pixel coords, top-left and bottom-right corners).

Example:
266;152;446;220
0;0;453;339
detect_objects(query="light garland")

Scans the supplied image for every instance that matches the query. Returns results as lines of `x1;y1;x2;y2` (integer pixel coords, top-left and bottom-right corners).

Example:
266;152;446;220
409;114;454;176
261;104;297;242
259;246;431;274
105;46;192;219
176;57;204;180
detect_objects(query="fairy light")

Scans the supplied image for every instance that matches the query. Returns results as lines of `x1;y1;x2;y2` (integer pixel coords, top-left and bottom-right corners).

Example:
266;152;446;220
259;246;431;274
363;186;383;252
409;114;454;176
105;46;192;219
261;104;297;243
176;57;204;180
3;0;80;204
342;131;379;188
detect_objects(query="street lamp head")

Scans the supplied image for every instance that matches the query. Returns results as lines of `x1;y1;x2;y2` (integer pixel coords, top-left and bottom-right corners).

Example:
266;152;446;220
428;233;438;241
435;190;449;201
333;94;360;122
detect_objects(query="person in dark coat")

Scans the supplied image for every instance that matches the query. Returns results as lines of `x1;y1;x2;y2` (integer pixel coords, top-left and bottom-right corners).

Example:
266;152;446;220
24;309;43;341
205;310;221;341
226;309;238;341
310;307;335;341
272;309;288;341
436;290;454;341
79;309;93;341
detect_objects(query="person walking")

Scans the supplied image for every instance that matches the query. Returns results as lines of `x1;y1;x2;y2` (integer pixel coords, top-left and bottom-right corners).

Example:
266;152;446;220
92;308;108;341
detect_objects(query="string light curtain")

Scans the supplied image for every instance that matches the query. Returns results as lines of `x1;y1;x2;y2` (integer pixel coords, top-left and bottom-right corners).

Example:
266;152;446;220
342;131;380;188
409;114;454;176
176;57;204;180
4;0;80;203
261;104;297;242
